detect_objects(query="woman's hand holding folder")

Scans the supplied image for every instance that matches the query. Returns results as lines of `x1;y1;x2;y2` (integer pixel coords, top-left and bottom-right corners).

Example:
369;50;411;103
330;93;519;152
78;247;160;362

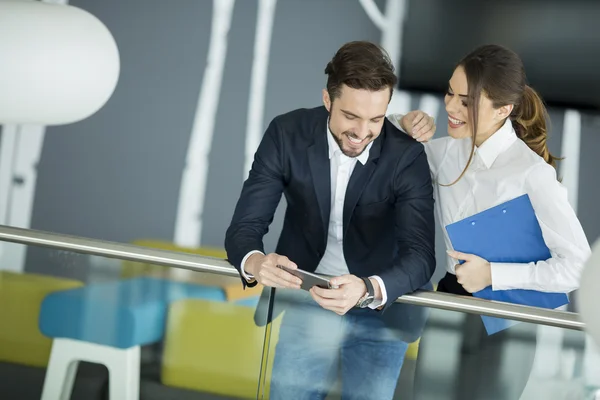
448;250;492;293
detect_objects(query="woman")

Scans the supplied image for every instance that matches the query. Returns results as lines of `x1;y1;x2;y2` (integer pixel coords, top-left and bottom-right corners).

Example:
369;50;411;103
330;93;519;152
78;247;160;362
392;44;592;399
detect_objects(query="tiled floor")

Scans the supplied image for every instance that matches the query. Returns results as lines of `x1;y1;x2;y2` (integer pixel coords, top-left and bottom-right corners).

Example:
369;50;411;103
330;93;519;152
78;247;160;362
0;360;237;400
0;359;416;400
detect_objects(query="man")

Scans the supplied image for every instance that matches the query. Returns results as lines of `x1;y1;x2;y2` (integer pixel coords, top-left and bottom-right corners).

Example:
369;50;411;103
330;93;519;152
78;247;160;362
226;41;436;399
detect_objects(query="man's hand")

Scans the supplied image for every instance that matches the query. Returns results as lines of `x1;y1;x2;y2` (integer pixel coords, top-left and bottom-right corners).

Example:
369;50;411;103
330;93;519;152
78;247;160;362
448;250;492;293
309;275;379;315
244;253;302;289
401;110;436;142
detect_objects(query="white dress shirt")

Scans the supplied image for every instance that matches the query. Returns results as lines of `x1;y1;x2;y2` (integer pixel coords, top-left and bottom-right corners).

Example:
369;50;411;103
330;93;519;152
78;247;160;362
241;125;388;308
390;115;591;293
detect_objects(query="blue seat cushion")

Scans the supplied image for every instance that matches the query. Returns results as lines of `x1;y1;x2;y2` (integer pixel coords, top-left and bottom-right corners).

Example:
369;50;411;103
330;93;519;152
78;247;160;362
236;296;260;308
39;277;226;348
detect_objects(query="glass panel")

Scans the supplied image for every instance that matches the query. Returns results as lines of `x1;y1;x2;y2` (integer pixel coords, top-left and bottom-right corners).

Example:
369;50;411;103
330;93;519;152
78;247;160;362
413;308;591;400
259;287;594;400
0;241;267;400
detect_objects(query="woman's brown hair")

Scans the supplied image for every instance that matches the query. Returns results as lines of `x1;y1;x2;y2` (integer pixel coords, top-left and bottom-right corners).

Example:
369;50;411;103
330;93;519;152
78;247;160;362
444;44;559;186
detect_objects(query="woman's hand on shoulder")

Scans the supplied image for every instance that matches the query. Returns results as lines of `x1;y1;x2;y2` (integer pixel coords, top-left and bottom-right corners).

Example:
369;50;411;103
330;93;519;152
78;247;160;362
399;111;436;143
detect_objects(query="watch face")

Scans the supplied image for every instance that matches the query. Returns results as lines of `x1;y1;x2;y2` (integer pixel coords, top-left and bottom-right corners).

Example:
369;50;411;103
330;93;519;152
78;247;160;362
360;297;374;308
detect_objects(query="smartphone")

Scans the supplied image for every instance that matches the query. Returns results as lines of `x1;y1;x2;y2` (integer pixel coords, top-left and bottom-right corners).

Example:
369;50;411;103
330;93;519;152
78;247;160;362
278;265;335;291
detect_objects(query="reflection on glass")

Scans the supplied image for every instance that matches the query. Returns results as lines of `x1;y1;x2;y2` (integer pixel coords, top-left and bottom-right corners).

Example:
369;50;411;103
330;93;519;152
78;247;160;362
414;307;592;400
259;287;429;399
1;238;596;400
260;288;592;400
0;242;266;400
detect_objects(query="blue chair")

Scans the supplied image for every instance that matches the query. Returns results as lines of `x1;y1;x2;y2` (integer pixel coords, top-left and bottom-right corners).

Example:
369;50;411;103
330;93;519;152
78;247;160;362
39;277;226;400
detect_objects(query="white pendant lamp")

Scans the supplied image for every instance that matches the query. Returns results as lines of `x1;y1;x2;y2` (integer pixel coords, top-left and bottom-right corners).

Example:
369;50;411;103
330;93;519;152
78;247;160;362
0;0;120;125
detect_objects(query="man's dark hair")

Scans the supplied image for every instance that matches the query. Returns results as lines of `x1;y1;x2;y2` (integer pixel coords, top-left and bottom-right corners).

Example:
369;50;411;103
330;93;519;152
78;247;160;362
324;41;397;101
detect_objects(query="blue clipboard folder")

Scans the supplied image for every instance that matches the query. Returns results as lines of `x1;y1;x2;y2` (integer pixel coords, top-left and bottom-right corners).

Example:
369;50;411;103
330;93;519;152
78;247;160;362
445;194;569;335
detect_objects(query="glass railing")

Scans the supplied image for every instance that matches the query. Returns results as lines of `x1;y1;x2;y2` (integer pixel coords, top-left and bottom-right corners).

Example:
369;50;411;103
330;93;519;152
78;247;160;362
261;287;590;400
0;224;594;400
0;227;268;400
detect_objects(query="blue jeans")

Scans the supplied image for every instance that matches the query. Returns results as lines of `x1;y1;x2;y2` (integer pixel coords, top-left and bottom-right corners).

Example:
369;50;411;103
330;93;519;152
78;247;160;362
269;290;408;400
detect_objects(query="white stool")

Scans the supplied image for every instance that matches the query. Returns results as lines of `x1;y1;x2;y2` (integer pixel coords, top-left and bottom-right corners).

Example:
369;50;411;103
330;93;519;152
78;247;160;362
41;338;140;400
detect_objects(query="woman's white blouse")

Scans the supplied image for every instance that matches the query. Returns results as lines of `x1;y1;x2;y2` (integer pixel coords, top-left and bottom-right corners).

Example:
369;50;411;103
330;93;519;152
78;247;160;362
390;115;591;293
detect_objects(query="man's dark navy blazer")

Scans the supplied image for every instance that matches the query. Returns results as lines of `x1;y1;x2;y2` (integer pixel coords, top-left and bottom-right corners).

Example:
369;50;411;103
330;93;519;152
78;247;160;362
225;106;436;337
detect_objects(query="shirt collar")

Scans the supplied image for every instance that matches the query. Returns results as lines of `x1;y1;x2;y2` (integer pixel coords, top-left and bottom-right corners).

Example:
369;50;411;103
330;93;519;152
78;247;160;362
326;123;371;165
476;118;518;169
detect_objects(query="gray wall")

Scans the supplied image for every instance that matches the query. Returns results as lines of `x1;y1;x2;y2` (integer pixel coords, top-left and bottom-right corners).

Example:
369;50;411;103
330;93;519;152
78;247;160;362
23;0;600;280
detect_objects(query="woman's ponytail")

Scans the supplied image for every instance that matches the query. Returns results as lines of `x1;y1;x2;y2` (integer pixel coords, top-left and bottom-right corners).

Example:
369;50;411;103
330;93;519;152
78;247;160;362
511;85;560;169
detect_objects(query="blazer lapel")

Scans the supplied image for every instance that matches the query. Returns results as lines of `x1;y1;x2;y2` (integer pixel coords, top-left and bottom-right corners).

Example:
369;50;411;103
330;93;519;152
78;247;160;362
343;134;383;235
307;116;331;240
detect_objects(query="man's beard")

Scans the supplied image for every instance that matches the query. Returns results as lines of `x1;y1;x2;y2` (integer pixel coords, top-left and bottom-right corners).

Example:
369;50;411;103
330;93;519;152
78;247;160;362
329;122;372;158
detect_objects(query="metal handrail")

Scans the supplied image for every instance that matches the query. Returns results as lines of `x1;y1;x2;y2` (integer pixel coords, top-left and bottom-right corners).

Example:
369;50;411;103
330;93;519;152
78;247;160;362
0;224;584;331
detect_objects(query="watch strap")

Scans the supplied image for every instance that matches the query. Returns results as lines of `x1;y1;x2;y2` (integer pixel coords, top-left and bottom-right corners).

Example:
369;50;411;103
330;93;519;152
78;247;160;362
361;277;374;299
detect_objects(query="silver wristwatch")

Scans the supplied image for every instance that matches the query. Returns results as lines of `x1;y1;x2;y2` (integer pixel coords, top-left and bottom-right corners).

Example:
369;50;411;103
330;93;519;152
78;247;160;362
357;277;374;308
